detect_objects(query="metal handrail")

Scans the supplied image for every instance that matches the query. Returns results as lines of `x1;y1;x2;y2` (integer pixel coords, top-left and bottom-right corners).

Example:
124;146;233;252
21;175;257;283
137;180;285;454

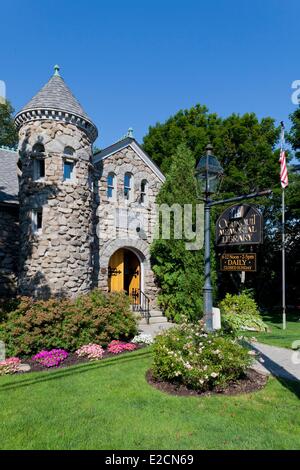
130;288;151;324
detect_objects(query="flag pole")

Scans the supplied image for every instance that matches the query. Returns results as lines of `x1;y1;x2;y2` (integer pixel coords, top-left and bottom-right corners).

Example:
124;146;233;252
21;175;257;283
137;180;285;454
280;121;287;330
282;187;286;330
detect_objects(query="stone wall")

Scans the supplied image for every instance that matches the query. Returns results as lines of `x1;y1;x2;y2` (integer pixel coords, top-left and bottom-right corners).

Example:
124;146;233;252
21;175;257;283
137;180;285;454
18;120;94;298
0;205;19;297
94;144;163;307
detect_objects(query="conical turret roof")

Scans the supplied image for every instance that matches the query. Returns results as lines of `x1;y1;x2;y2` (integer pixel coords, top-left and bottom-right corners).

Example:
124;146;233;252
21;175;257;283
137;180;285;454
15;66;98;142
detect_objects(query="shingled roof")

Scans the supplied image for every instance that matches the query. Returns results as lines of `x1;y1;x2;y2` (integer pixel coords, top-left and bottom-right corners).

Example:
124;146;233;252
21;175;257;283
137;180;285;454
20;73;90;120
15;66;98;142
0;147;19;205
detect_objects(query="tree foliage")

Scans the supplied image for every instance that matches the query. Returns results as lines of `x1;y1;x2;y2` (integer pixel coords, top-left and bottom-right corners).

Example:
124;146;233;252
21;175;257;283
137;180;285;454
145;104;300;309
0;101;18;147
150;143;208;322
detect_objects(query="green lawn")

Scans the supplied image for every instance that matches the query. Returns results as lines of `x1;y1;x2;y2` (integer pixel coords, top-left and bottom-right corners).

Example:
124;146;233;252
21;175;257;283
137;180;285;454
0;348;299;450
242;311;300;349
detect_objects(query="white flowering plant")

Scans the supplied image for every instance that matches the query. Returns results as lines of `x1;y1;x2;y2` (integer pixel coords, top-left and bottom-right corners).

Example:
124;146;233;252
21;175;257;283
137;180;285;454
152;320;252;391
132;334;153;345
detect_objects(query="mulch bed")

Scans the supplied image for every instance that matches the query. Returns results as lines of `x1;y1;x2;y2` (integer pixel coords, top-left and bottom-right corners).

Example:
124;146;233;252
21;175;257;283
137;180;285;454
17;344;146;374
146;368;268;397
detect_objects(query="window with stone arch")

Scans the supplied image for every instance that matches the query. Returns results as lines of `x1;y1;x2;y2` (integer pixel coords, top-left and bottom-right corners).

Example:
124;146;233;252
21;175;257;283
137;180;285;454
140;179;148;205
124;172;134;201
32;142;45;181
107;172;117;199
64;146;75;157
32;142;45;154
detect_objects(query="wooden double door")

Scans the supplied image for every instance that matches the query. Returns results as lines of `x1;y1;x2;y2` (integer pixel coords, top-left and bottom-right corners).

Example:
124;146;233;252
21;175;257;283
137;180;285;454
108;248;140;301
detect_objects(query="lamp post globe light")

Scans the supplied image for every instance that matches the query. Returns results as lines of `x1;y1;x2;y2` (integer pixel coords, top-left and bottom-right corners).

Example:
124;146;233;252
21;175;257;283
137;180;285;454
196;144;224;332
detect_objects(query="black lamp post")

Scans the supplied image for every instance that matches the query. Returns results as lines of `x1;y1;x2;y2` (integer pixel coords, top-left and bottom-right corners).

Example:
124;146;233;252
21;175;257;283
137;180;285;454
196;144;224;331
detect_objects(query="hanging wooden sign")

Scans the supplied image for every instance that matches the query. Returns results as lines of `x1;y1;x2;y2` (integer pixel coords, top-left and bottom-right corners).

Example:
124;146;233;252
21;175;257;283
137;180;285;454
220;253;257;272
216;204;263;246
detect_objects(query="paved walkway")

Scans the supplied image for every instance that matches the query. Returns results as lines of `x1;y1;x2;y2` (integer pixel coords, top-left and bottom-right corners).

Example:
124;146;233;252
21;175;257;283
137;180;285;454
250;341;300;381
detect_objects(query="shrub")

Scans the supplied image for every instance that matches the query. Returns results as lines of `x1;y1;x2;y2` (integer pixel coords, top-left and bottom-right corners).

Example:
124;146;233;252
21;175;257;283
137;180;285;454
219;293;268;333
75;344;104;360
132;334;153;345
0;357;21;375
152;321;252;391
32;349;68;368
107;340;137;354
0;290;138;357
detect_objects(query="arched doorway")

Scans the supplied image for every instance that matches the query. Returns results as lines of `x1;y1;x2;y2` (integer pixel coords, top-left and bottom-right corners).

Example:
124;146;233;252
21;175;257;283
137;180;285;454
108;248;141;302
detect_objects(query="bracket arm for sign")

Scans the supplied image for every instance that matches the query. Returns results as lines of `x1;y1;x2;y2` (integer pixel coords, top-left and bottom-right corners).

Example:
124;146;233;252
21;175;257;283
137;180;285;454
208;189;272;207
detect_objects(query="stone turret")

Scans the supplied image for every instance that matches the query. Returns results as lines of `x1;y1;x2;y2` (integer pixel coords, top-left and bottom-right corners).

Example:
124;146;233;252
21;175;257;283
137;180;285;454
14;66;98;298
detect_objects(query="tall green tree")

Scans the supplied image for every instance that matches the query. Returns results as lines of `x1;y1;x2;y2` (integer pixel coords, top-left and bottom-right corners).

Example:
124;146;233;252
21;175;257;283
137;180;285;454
0;101;18;147
151;143;210;322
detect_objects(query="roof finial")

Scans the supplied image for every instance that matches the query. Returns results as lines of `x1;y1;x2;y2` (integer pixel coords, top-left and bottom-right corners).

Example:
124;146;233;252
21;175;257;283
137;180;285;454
54;65;60;76
127;127;134;138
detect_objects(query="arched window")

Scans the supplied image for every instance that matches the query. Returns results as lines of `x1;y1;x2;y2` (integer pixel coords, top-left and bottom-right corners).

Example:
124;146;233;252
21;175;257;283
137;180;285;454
32;143;45;180
140;179;148;205
124;172;133;200
32;143;45;154
107;172;116;199
64;146;75;156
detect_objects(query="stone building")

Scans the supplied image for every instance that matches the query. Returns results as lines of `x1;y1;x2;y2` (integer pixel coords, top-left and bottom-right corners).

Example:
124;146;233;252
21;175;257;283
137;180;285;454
0;66;165;309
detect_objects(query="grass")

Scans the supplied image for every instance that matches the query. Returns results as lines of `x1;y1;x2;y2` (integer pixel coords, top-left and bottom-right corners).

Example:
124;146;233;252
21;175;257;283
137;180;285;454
0;347;300;450
241;311;300;349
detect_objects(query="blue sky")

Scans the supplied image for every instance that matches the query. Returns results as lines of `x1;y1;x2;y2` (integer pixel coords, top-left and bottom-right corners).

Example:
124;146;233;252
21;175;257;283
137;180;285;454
1;0;299;149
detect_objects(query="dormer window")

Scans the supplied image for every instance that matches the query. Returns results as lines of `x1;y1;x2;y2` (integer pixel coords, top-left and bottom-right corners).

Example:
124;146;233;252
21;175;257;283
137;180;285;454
124;172;133;201
107;172;116;199
140;179;148;205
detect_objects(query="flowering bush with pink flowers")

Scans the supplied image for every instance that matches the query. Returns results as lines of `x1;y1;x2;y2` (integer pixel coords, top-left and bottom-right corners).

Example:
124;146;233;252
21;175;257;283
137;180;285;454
107;340;137;354
75;344;104;360
32;349;68;368
0;357;21;375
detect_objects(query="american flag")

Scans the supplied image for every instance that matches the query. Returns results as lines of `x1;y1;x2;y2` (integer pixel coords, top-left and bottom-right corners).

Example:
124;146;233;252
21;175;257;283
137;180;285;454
279;122;288;189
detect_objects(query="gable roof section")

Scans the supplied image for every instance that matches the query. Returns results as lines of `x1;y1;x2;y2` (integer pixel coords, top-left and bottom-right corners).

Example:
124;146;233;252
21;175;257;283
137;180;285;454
0;147;19;204
93;138;165;182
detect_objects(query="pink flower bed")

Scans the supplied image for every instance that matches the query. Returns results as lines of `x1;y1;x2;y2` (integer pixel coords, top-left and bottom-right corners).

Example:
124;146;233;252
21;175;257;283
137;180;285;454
32;349;68;368
0;357;21;375
107;340;137;354
75;344;104;360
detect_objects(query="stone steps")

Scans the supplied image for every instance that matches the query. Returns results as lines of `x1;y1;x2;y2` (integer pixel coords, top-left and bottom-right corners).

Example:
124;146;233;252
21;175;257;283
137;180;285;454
137;310;176;339
139;315;169;325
